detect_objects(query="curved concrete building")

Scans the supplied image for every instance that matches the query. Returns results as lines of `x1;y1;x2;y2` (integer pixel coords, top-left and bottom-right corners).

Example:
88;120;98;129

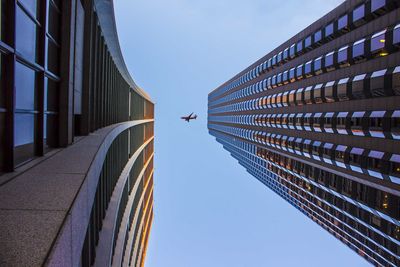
0;1;154;266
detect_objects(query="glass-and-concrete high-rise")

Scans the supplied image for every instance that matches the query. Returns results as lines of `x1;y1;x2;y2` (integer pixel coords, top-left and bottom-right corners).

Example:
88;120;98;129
0;1;154;266
208;0;399;266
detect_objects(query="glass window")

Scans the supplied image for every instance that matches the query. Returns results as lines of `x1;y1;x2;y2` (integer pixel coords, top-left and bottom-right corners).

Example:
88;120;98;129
314;57;322;73
277;73;282;85
288;90;296;106
283;70;288;83
304;86;312;104
296;64;303;78
352;74;367;99
393;24;400;46
295;88;304;105
371;0;386;13
371;29;387;53
0;1;8;42
313;84;323;103
19;0;38;17
15;62;36;110
305;36;312;48
283;48;289;60
325;22;334;38
296;40;303;54
324;81;335;102
277;51;282;63
14;114;35;146
289;68;295;81
370;69;387;97
337;78;349;101
304;60;312;76
353;4;365;23
337;14;348;31
16;6;38;62
272;55;277;66
47;38;59;74
337;46;348;64
353;39;365;59
314;30;322;43
289;44;295;58
324;51;334;69
48;1;60;42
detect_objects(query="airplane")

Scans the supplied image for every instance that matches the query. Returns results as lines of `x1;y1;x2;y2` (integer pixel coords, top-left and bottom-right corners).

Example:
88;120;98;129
181;112;197;122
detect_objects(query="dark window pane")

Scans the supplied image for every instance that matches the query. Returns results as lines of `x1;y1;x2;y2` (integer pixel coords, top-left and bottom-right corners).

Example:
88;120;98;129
325;23;334;37
338;14;348;30
0;54;4;108
45;78;58;112
16;6;38;62
15;62;36;110
0;0;8;42
353;39;365;58
353;4;365;22
47;38;59;74
371;30;386;52
48;2;60;42
371;0;385;12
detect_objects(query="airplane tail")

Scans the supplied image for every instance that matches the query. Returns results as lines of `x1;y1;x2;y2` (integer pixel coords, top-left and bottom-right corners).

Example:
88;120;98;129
194;115;198;119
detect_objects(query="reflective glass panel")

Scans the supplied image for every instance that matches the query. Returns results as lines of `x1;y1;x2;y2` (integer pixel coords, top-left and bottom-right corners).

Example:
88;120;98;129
18;0;38;17
338;14;348;30
325;23;334;37
371;0;385;12
296;40;303;53
15;62;36;110
305;61;312;74
314;30;322;43
337;47;348;63
16;6;38;62
305;36;312;48
393;25;400;45
14;113;34;146
325;52;334;67
314;57;321;71
371;30;386;52
353;39;365;58
353;4;365;22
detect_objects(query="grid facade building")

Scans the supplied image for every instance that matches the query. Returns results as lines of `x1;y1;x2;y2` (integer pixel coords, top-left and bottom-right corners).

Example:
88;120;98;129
208;0;400;266
0;0;154;266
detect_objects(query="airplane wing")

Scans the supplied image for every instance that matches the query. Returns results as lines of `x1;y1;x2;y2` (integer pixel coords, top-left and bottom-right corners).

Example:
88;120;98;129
188;112;194;118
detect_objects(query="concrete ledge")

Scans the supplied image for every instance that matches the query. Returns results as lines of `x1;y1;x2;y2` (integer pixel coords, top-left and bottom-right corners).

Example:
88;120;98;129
0;120;153;267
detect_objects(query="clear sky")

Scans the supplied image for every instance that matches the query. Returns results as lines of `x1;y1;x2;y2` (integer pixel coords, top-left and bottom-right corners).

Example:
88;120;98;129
114;1;369;266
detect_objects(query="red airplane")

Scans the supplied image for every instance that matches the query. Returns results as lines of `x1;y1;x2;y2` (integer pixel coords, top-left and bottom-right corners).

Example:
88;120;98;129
181;112;197;122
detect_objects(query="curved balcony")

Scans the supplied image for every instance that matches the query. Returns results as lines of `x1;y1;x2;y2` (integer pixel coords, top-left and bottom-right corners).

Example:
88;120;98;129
0;120;154;266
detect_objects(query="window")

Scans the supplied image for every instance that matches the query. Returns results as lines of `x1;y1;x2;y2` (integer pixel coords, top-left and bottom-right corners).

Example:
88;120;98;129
324;81;335;102
324;51;334;70
337;78;350;101
295;88;304;105
283;48;289;61
313;113;322;131
288;90;296;106
314;30;322;44
289;68;295;82
370;69;387;97
352;38;365;60
282;92;289;107
304;60;312;77
323;143;334;161
324;112;334;132
336;112;348;134
289;44;296;58
389;154;400;178
276;93;282;107
391;111;400;140
313;84;323;103
272;75;277;87
337;14;348;31
277;51;282;63
335;145;347;163
283;70;288;83
296;40;303;54
304;114;312;130
272;55;277;66
277;73;282;85
351;74;367;99
369;111;385;138
314;57;322;74
16;6;38;62
305;35;312;49
296;64;303;79
371;0;386;13
393;24;400;46
337;46;349;66
370;29;387;54
351;112;365;136
304;86;312;104
325;22;334;38
352;4;365;24
349;148;364;168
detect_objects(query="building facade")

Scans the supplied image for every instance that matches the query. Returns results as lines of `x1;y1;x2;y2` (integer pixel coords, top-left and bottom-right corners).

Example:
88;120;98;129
0;0;154;266
208;0;399;266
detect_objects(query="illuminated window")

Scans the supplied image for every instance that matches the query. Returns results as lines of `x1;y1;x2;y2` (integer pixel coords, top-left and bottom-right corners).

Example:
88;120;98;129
370;29;387;54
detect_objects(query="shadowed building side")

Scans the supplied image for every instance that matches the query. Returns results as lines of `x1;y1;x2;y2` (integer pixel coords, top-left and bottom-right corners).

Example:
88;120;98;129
0;0;154;266
208;0;400;266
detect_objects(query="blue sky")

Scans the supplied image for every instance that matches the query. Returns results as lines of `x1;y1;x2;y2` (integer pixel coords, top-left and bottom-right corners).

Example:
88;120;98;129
114;1;369;266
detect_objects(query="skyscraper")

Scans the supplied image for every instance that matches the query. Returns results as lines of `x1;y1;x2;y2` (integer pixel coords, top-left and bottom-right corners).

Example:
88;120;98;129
0;1;154;266
208;0;399;266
